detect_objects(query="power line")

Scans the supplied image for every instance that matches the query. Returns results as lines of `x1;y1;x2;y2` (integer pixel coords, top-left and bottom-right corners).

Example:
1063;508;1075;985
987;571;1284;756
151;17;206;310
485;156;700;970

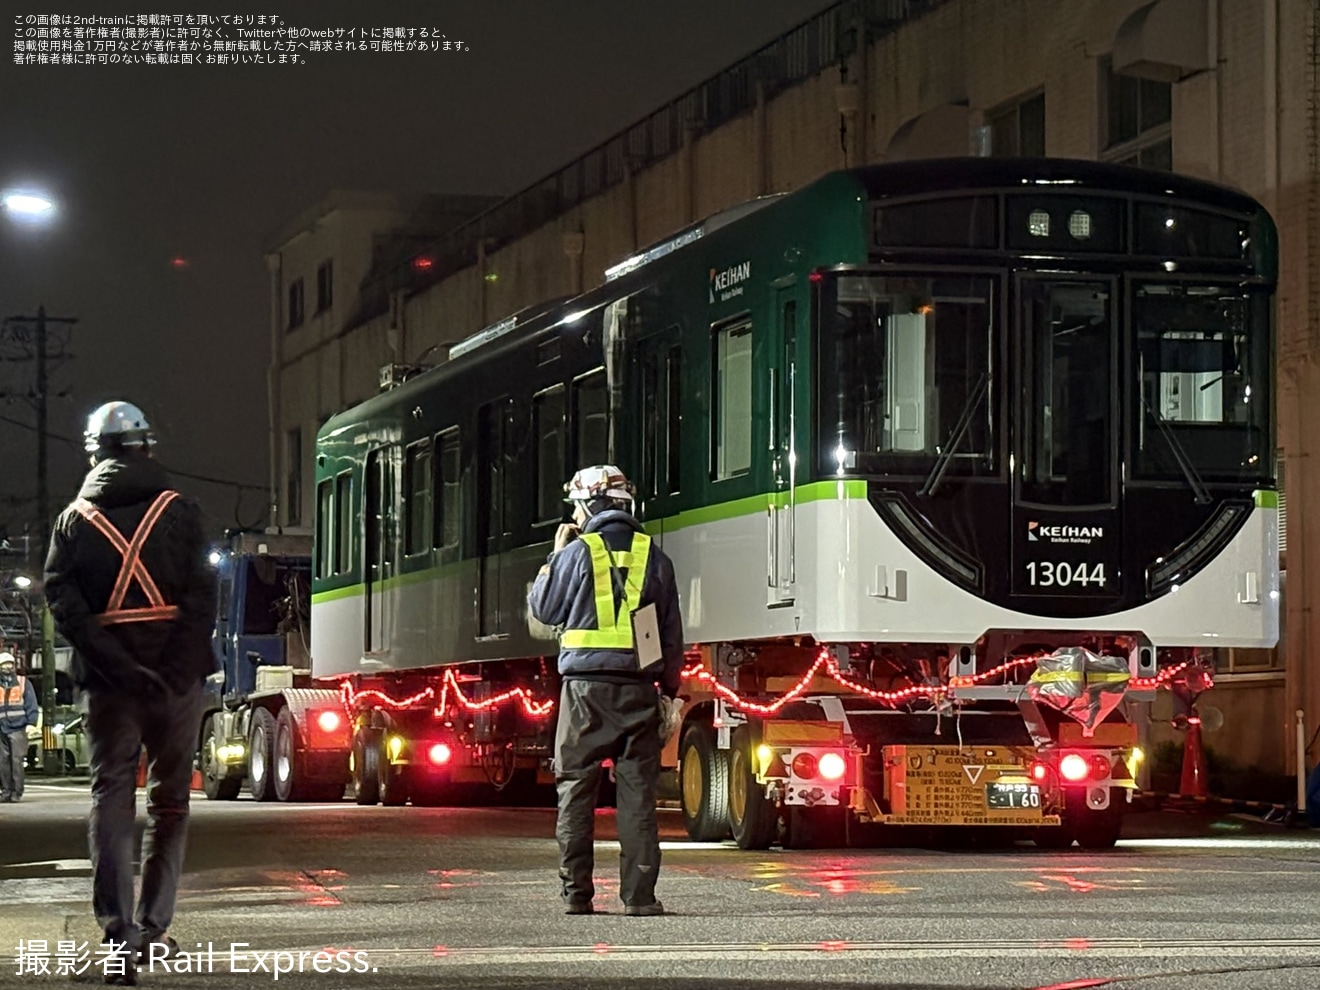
0;412;267;492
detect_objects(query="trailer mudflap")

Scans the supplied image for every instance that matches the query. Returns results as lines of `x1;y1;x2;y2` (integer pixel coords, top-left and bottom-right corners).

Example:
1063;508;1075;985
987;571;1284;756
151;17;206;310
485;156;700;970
875;744;1060;826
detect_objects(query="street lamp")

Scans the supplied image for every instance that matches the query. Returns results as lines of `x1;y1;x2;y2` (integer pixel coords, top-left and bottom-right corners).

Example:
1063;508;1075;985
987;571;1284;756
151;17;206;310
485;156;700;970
1;190;56;223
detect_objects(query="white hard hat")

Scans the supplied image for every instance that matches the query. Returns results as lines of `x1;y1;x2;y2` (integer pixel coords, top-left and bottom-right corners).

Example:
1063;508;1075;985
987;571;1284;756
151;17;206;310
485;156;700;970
0;652;15;667
84;400;154;454
564;465;634;503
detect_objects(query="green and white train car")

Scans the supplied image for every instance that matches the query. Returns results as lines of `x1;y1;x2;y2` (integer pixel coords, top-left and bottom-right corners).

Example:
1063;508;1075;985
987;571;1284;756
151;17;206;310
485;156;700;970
305;159;1277;845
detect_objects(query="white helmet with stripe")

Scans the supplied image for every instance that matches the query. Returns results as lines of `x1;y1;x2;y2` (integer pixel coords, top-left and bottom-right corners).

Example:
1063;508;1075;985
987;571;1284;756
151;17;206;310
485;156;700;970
84;400;154;457
564;465;635;513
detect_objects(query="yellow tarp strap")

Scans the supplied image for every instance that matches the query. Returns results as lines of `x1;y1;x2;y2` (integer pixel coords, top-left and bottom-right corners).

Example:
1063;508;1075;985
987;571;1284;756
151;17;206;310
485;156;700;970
560;532;652;650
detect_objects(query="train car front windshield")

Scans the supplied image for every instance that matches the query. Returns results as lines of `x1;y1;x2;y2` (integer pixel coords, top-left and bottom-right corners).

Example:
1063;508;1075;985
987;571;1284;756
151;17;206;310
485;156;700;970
816;186;1275;496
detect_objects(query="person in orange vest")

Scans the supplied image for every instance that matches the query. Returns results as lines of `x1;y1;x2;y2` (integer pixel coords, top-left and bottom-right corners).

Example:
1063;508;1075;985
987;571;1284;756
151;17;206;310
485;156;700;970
0;651;38;802
44;400;218;985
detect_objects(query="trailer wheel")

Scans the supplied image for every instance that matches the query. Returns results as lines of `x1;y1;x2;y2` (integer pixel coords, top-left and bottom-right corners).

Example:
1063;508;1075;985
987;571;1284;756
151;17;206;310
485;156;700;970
1074;790;1125;850
728;727;777;850
783;805;846;849
247;708;278;802
352;730;382;806
679;722;730;842
379;760;409;807
200;715;240;801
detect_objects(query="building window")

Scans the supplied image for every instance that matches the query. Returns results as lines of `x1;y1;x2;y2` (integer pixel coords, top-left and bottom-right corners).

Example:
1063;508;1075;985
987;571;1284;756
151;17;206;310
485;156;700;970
285;428;302;526
316;260;333;313
287;277;305;330
404;439;432;555
987;91;1045;157
533;386;566;523
712;317;753;480
1102;58;1171;170
434;428;461;552
334;471;352;573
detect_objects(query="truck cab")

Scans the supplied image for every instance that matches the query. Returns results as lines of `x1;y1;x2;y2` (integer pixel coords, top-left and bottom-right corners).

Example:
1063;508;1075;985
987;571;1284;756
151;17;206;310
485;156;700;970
208;531;312;710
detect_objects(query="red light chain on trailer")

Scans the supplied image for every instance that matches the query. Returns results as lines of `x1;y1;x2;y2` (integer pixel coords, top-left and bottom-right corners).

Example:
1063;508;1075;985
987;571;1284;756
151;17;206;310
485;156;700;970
678;650;1196;716
334;652;1197;720
339;669;556;720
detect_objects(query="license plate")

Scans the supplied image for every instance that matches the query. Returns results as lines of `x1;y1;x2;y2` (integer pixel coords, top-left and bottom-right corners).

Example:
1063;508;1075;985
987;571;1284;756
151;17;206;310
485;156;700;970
986;781;1041;810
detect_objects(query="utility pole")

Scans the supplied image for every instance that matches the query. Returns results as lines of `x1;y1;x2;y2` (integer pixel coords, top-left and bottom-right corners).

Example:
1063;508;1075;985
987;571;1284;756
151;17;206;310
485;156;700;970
2;305;78;774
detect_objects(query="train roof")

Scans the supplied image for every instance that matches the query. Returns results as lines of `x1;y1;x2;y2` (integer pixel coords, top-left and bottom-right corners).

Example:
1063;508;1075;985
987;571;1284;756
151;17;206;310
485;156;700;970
319;158;1272;439
850;157;1266;215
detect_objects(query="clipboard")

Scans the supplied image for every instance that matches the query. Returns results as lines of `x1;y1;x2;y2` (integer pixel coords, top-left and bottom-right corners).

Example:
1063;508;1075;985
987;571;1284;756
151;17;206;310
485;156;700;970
630;602;663;669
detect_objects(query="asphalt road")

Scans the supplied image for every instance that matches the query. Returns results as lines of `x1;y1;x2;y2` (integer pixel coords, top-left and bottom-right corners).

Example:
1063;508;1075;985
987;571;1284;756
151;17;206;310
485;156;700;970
2;780;1319;990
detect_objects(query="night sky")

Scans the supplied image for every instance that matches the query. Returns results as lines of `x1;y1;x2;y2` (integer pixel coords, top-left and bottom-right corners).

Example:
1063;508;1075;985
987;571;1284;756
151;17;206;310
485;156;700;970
0;0;836;545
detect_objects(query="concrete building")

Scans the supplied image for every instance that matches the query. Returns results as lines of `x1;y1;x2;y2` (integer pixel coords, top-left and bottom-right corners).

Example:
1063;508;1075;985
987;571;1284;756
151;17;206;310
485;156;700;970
268;0;1317;786
265;190;497;530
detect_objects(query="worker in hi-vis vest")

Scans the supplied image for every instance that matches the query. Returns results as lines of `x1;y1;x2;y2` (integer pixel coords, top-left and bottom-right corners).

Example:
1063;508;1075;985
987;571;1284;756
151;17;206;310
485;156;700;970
528;464;684;917
0;651;38;802
44;400;218;984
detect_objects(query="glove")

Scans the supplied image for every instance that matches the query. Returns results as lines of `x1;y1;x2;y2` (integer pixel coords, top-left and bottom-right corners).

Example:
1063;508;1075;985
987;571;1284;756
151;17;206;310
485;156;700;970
658;696;684;744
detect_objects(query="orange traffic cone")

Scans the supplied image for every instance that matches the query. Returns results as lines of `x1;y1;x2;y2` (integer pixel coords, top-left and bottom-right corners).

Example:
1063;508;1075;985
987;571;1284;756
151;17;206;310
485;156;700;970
1180;716;1209;797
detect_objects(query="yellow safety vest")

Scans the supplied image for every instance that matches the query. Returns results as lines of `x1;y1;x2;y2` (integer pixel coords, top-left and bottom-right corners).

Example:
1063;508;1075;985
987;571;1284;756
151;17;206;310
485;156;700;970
560;532;652;650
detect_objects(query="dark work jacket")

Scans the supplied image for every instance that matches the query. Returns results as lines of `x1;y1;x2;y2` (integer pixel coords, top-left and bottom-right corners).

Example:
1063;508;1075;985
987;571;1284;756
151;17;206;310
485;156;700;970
527;509;685;698
44;454;219;695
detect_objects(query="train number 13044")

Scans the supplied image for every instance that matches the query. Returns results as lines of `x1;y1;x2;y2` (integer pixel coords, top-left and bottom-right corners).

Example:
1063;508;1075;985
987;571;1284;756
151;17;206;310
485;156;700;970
1025;561;1106;588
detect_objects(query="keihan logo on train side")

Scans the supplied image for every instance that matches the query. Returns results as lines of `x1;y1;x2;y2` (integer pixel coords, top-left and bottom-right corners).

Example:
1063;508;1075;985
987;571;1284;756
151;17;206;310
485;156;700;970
1027;521;1104;544
709;261;751;303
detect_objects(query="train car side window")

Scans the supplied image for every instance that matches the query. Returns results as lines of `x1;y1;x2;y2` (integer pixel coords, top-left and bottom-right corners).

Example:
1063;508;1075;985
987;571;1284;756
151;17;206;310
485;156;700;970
315;479;332;578
641;354;660;497
712;317;753;480
666;345;682;494
334;471;352;574
404;439;433;556
533;385;566;523
572;370;609;467
434;428;461;554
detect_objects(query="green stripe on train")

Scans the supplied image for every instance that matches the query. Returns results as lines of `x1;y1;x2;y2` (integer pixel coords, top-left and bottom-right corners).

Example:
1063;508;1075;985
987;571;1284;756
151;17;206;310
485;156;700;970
313;479;868;604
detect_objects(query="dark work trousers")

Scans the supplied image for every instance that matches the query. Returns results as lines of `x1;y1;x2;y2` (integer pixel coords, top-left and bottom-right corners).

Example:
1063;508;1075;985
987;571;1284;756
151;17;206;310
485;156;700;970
86;680;203;949
1;726;27;800
555;678;662;908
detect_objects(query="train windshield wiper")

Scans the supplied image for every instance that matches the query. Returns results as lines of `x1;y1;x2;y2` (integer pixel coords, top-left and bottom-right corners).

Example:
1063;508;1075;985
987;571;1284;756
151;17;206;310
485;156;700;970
1143;396;1212;505
919;370;990;498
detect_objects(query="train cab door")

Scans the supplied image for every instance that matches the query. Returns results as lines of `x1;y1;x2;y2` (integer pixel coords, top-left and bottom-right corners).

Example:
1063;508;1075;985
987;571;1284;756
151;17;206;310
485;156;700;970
635;327;682;543
1012;277;1122;602
476;398;513;640
767;284;798;606
364;445;400;655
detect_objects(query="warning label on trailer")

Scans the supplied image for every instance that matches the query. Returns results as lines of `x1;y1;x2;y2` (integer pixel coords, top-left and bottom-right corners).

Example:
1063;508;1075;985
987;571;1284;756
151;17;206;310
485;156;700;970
881;745;1054;826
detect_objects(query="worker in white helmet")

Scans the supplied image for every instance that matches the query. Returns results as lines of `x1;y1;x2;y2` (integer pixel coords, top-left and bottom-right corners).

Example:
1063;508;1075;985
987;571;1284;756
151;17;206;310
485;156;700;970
528;464;685;917
44;400;218;983
0;651;38;802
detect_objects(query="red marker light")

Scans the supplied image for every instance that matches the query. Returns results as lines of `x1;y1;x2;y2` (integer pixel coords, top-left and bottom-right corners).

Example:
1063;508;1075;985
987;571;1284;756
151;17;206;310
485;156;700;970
791;753;818;779
170;257;189;269
818;752;846;781
1059;754;1090;782
428;743;452;765
317;710;341;733
1031;762;1049;782
412;256;434;271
